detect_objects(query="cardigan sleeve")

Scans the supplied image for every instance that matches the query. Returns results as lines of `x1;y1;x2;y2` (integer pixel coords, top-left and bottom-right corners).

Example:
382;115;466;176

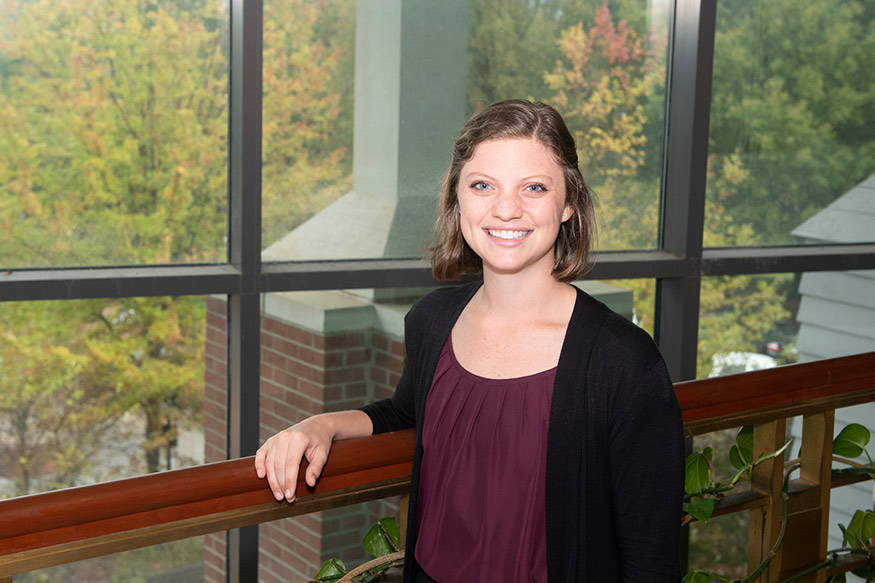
608;355;685;582
360;313;418;435
359;283;478;436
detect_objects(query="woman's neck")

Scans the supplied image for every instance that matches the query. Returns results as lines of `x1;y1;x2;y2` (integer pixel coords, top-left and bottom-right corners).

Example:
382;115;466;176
477;269;575;320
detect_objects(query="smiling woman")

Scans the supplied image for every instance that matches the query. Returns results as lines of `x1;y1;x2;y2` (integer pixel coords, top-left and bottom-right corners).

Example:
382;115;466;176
255;100;685;583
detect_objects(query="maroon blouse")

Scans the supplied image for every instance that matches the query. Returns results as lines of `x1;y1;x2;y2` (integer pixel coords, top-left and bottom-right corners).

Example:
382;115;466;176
415;335;555;583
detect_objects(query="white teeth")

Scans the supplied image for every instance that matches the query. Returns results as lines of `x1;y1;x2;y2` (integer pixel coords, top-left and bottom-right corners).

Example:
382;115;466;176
487;229;529;240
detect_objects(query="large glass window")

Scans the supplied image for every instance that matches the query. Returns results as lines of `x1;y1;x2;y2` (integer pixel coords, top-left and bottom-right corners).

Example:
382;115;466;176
468;0;670;252
697;273;799;379
697;268;875;578
0;296;208;498
261;0;355;255
261;0;670;263
706;0;875;246
0;0;229;268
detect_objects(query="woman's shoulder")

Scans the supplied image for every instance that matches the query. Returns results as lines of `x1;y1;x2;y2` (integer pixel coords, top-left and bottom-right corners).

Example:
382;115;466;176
570;288;664;371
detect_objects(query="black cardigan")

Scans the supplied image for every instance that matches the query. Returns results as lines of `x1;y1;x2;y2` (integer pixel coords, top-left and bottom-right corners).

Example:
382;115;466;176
361;282;685;582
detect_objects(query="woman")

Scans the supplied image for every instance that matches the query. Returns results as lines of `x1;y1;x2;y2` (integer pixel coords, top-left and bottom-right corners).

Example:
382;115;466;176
255;100;685;582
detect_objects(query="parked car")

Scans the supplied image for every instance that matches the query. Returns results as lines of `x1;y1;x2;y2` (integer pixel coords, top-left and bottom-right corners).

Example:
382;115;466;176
709;352;778;377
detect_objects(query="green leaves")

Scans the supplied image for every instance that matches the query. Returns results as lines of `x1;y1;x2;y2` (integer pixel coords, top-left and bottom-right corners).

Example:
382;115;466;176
683;498;716;524
841;510;875;549
837;509;875;582
685;447;713;494
729;425;753;469
309;558;346;582
309;517;403;583
363;517;401;558
682;570;712;583
684;422;875;583
683;427;791;528
833;423;871;459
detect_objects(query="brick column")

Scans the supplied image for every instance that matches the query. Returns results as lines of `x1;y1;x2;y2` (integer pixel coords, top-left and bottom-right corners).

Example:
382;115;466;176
204;291;407;583
204;297;228;583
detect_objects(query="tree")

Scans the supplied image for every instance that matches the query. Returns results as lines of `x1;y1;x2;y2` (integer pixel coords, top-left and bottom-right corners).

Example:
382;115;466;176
261;0;354;246
696;154;791;376
0;301;125;495
541;2;666;331
537;2;793;362
0;0;350;494
466;0;560;108
0;0;228;267
0;0;227;491
707;0;875;243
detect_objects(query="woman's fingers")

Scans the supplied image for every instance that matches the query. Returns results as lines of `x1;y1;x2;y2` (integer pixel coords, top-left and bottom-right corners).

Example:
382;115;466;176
254;419;335;502
263;435;294;501
304;444;330;488
254;443;268;479
277;430;305;501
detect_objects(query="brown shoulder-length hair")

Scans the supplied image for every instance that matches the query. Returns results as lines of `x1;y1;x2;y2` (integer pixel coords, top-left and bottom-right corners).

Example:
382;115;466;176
430;99;596;283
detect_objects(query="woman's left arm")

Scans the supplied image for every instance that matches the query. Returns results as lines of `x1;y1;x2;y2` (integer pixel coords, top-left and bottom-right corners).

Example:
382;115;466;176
609;358;686;583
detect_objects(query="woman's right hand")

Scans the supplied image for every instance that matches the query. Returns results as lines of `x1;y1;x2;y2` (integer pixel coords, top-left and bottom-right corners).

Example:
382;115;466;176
254;410;373;503
254;415;336;502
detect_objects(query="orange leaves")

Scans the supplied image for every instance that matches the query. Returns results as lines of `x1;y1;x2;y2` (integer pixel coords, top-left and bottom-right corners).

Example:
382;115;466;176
546;2;665;180
592;2;639;66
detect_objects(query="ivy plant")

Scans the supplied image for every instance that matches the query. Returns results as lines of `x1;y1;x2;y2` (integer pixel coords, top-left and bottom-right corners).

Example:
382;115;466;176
683;425;789;526
682;422;875;583
309;517;403;583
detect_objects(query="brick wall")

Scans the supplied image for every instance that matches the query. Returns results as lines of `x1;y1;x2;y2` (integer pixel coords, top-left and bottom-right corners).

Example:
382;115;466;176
204;297;228;583
203;296;404;582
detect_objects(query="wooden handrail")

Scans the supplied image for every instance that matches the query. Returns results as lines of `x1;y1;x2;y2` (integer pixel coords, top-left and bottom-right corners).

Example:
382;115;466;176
677;351;875;435
0;352;872;579
0;430;415;576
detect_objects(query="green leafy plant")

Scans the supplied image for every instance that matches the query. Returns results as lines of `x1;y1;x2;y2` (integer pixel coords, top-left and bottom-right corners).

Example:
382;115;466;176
833;423;875;475
683;426;789;526
683;423;875;583
830;423;875;582
309;517;404;583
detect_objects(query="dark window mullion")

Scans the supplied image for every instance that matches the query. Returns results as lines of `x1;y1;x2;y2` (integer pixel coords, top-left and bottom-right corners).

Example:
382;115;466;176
227;0;262;581
655;0;717;384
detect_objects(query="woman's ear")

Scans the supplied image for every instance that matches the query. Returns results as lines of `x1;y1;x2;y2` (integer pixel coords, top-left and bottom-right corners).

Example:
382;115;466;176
562;205;573;222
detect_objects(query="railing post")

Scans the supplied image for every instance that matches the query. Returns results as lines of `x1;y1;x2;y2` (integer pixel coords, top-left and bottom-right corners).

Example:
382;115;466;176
399;494;409;547
777;410;835;583
748;419;787;582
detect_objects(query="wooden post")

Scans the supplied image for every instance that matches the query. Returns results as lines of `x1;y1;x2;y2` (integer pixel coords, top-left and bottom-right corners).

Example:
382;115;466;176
398;493;409;548
748;419;787;582
777;410;835;583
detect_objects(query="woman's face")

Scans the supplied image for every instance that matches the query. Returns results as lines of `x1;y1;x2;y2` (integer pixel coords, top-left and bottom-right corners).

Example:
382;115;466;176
457;137;571;279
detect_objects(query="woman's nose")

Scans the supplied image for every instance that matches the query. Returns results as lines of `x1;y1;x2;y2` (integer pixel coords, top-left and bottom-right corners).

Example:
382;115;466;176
491;190;523;221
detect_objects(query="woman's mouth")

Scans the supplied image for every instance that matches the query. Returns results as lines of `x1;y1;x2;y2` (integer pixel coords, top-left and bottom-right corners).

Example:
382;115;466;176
486;229;531;240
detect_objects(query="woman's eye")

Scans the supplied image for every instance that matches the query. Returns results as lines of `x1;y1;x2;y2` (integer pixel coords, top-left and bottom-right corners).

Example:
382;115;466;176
471;181;490;191
526;184;547;193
